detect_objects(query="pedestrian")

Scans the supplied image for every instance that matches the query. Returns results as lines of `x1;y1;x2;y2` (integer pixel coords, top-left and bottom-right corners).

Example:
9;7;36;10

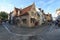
55;20;58;26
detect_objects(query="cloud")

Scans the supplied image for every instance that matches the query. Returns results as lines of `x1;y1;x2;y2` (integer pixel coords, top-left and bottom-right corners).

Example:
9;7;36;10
35;0;45;7
43;0;55;13
0;3;14;13
45;0;55;5
37;0;56;17
36;0;55;10
0;0;14;13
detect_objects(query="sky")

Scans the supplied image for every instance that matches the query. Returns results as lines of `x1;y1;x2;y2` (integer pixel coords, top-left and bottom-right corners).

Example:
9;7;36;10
0;0;60;17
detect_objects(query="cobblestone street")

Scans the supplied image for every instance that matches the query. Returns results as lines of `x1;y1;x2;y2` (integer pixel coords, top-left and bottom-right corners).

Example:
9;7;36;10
0;22;60;40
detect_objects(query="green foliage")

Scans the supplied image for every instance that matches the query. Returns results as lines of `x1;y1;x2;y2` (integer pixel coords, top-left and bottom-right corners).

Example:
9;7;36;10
0;11;8;20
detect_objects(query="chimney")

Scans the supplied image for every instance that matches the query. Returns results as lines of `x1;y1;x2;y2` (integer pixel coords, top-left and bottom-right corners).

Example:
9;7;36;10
39;8;41;11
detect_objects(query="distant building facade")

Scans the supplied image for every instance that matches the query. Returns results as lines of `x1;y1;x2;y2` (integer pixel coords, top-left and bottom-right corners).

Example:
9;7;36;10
43;13;52;22
56;8;60;15
56;8;60;21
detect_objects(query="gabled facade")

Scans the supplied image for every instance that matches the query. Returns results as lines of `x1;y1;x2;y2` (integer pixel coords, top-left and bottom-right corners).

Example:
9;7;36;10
20;3;39;27
9;3;43;27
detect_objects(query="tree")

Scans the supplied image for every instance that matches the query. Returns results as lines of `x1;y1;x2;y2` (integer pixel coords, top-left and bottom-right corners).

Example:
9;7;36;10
0;11;8;21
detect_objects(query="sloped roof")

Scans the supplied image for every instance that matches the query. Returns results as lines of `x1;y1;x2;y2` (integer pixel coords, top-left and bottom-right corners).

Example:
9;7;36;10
14;7;21;13
20;3;35;15
13;3;35;16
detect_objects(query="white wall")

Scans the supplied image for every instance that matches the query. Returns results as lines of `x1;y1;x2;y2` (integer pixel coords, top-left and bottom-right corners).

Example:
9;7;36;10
36;8;43;25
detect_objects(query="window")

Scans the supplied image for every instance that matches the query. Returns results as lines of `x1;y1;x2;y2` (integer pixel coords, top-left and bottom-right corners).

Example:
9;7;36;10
31;12;34;16
18;11;20;15
22;19;27;23
31;18;35;23
46;15;48;16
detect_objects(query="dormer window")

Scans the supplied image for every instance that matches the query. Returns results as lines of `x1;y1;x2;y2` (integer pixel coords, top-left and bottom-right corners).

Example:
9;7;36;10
18;11;20;14
18;10;21;16
31;11;34;16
